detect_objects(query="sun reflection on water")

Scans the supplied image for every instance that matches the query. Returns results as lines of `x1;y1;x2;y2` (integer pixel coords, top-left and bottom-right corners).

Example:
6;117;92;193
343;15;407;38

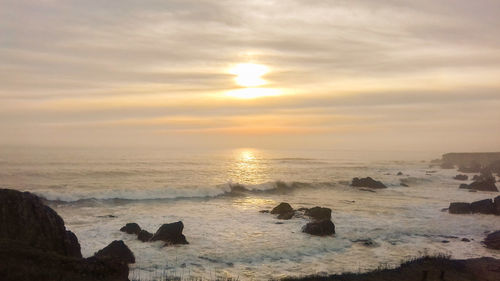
228;149;269;185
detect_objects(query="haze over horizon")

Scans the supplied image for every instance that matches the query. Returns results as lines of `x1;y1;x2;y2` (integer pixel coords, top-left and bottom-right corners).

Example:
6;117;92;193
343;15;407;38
1;0;500;152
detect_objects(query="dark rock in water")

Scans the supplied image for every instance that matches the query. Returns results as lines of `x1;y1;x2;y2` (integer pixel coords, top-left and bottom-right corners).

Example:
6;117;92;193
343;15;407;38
494;196;500;215
454;174;469;181
462;238;471;242
483;231;500;250
138;230;153;242
259;210;270;213
97;215;117;218
302;220;335;236
441;240;450;243
304;206;332;221
0;189;129;281
440;161;454;169
0;188;82;258
275;222;284;225
120;222;141;235
271;202;294;215
449;202;471;214
459;178;498;192
351;177;387;189
94;240;135;264
352;238;379;247
459;183;469;189
470;199;495;214
277;211;295;220
151;221;189;245
397;171;404;176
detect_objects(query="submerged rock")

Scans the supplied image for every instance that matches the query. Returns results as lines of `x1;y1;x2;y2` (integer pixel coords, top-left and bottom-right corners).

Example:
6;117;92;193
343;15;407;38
303;220;335;236
449;202;471;214
483;231;500;250
120;222;141;235
138;230;153;242
151;221;189;245
94;240;135;264
454;174;469;181
270;202;294;215
459;178;498;192
351;177;387;189
397;171;404;176
494;196;500;215
304;206;332;221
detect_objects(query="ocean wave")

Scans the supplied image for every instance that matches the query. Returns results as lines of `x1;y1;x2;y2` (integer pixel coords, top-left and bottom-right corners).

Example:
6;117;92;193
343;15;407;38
37;181;337;203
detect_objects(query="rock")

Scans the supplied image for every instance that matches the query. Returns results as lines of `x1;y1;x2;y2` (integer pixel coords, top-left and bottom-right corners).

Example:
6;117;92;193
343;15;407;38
94;240;135;264
470;199;495;214
302;220;335;236
441;240;450;243
449;202;471;214
351;177;387;189
494;196;500;215
454;174;469;181
352;238;379;247
483;231;500;250
0;189;82;258
440;161;454;169
151;221;189;245
277;211;295;220
0;189;128;281
397;171;404;176
259;210;270;213
459;179;498;192
462;238;471;242
138;230;153;242
270;202;294;215
304;206;332;221
120;222;141;235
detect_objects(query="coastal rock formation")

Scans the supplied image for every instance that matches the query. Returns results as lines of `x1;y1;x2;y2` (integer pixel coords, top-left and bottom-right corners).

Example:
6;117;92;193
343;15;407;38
302;220;335;236
449;196;499;215
397;171;404;176
449;202;472;214
454;174;468;180
270;202;294;215
0;189;130;281
440;161;455;169
94;240;135;264
120;223;141;235
138;230;153;242
0;189;82;258
459;178;498;192
351;177;387;189
304;206;332;221
277;211;295;220
151;221;189;245
484;231;500;250
470;199;495;214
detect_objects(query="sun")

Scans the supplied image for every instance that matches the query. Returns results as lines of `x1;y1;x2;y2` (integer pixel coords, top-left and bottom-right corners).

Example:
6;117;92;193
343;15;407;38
229;63;269;87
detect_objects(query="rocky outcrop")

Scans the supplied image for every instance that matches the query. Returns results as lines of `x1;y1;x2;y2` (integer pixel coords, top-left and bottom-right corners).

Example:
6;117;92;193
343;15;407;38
0;189;130;281
120;223;141;235
459;178;498;192
449;202;472;214
138;230;153;242
351;177;387;189
470;199;495;214
454;174;468;181
270;202;294;215
302;220;335;236
277;211;295;220
151;221;189;245
304;206;332;221
483;231;500;250
449;196;499;215
94;240;135;264
0;189;82;258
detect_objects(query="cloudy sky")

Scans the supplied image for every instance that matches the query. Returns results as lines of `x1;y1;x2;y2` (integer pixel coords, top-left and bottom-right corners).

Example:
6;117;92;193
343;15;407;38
1;0;499;151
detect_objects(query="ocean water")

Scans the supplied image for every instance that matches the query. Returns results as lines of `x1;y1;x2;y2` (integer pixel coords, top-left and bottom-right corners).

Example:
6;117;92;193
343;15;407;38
1;147;499;280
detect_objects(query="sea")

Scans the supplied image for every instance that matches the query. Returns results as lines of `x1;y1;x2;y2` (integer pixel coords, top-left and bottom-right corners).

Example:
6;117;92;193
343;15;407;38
0;146;499;280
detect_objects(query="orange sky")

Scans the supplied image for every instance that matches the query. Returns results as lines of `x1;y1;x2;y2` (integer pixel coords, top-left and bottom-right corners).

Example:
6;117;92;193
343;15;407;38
1;0;500;151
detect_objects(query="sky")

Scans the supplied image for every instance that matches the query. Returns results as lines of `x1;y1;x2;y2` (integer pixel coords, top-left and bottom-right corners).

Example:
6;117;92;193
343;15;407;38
1;0;500;152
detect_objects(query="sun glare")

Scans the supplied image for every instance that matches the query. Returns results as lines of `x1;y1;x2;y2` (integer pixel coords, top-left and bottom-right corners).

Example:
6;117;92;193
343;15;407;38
229;63;269;87
226;88;281;99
